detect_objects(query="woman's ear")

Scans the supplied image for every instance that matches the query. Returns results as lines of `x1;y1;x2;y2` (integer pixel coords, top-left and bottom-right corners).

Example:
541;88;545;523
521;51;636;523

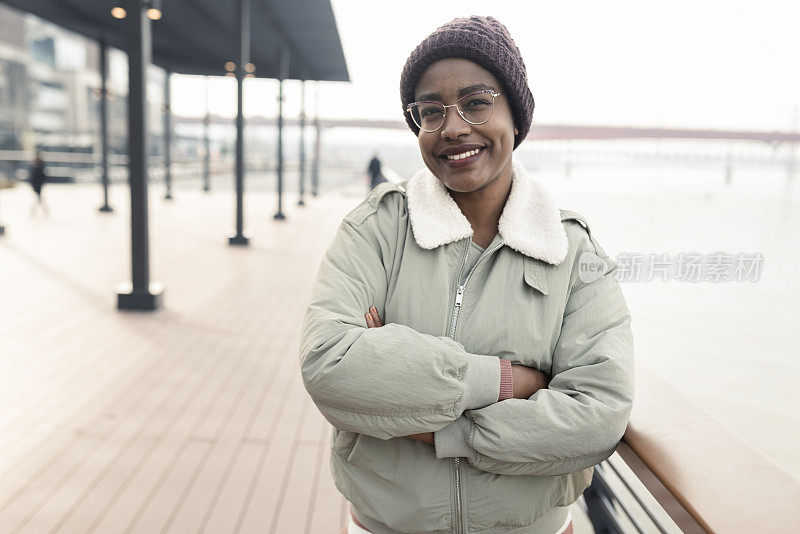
514;127;519;135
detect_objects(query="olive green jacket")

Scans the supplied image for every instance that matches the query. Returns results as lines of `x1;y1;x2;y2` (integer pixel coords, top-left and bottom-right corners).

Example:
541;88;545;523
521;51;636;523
299;158;635;533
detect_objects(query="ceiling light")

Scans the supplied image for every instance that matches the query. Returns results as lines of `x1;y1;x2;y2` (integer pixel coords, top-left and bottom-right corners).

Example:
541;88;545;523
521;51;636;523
245;62;255;73
111;6;126;19
146;8;162;20
224;61;236;72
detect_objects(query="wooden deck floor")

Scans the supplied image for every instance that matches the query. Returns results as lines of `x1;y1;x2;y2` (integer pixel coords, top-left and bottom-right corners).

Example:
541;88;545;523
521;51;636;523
0;180;599;534
0;182;360;533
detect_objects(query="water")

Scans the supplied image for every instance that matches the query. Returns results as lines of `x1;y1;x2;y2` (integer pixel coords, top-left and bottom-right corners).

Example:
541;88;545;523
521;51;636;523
533;162;800;481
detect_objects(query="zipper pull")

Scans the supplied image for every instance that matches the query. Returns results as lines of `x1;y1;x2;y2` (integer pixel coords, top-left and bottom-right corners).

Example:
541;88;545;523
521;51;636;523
455;285;464;307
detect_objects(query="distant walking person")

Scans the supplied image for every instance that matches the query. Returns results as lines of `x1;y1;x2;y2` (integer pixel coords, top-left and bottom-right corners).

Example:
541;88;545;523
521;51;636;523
29;153;49;216
367;153;385;190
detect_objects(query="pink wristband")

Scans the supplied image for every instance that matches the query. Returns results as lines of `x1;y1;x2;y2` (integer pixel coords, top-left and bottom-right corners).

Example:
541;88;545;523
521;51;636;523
498;359;513;401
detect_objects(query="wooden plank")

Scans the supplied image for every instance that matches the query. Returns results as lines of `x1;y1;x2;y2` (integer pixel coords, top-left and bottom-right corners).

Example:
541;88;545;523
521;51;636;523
232;374;306;533
162;329;289;532
266;396;314;533
0;325;197;527
154;352;277;533
305;423;343;533
56;332;251;533
123;442;210;534
1;318;159;470
7;328;224;534
99;286;278;534
195;340;298;533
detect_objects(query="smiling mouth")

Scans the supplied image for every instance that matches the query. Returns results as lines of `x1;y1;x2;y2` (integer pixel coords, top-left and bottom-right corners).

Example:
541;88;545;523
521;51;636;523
441;147;485;161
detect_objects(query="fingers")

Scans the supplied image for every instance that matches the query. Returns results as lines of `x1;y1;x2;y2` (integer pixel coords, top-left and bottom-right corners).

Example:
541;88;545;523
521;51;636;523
364;306;384;328
370;306;384;327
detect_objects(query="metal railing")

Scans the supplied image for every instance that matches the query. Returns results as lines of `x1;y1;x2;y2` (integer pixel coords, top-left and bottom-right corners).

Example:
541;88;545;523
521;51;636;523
582;367;800;533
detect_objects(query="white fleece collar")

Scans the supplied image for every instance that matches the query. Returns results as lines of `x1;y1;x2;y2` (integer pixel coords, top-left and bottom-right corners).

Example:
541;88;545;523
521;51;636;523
405;157;568;266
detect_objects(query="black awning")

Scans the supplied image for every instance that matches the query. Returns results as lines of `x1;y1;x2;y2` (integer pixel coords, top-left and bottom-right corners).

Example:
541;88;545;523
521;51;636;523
2;0;349;81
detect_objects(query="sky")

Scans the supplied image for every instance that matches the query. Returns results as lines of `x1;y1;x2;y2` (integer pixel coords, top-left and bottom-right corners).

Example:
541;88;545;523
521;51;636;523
171;0;800;132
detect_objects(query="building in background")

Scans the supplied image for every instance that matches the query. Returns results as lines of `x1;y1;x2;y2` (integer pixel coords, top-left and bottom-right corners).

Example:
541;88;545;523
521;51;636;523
0;3;166;183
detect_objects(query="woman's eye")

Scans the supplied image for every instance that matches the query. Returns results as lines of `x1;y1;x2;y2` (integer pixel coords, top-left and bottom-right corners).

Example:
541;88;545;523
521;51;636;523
420;107;443;118
463;98;491;109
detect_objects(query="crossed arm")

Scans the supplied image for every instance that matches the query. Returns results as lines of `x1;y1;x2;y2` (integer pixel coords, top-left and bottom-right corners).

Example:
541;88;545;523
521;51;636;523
301;216;633;475
363;305;550;446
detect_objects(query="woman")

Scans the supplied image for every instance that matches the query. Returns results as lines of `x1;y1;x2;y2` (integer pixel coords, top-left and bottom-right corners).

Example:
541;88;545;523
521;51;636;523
300;16;634;534
29;153;49;216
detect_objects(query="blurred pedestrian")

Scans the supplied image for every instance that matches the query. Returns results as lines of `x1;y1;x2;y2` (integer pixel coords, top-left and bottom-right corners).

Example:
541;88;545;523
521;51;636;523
29;153;49;216
367;152;385;190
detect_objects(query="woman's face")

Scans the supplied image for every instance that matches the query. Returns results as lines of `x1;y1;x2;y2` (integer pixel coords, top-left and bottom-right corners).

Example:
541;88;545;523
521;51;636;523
413;58;517;194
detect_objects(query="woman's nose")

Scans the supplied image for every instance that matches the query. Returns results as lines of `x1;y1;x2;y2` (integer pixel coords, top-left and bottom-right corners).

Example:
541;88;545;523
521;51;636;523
440;108;471;140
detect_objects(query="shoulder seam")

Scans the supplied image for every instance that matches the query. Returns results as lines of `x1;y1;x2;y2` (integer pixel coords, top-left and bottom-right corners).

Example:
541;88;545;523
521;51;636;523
346;182;406;227
559;209;599;255
559;209;590;233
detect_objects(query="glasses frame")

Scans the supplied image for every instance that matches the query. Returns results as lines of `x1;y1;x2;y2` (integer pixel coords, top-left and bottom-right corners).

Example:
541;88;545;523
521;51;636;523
406;89;503;133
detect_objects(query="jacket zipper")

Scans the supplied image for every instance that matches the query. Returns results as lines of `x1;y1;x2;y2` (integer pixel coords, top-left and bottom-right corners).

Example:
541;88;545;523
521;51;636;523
449;242;469;534
450;241;503;339
448;239;504;534
454;457;463;534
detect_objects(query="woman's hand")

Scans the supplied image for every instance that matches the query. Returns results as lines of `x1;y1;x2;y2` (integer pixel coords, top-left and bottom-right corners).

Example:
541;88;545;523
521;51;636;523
365;306;384;328
404;432;435;445
511;364;550;399
365;306;434;445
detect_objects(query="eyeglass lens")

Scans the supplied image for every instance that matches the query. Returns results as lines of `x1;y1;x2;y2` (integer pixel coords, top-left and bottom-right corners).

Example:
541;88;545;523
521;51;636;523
409;91;496;132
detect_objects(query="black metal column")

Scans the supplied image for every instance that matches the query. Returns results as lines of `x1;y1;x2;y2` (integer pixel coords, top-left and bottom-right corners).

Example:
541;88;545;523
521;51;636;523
311;82;320;197
229;0;250;245
98;40;113;213
0;189;5;236
274;45;288;220
203;76;210;192
117;0;163;310
163;69;173;200
297;79;306;206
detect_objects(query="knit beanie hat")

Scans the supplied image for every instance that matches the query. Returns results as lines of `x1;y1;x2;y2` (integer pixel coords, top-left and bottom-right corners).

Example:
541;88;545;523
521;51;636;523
400;16;534;148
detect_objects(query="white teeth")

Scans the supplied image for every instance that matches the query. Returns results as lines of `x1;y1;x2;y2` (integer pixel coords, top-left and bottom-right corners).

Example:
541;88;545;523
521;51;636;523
446;148;481;160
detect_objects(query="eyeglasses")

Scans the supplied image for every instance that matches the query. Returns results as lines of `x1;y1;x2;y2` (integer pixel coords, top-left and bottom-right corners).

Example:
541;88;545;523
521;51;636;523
406;89;503;133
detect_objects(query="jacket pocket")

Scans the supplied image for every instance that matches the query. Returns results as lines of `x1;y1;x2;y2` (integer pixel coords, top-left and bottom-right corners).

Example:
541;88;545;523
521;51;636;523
332;429;360;463
523;257;551;295
332;435;454;531
466;465;566;528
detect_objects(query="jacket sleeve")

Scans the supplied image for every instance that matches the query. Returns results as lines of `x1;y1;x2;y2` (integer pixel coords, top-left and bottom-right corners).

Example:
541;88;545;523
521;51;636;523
299;189;500;440
438;225;634;475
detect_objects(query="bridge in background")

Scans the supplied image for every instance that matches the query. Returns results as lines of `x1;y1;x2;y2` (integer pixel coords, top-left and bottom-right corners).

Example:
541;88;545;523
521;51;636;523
175;116;800;143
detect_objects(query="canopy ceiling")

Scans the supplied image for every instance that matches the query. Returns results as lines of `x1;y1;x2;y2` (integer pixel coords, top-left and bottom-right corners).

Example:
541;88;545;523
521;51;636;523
3;0;350;81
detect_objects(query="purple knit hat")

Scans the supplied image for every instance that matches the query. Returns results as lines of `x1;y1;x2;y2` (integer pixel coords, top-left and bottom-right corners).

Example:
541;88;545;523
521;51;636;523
400;16;534;148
